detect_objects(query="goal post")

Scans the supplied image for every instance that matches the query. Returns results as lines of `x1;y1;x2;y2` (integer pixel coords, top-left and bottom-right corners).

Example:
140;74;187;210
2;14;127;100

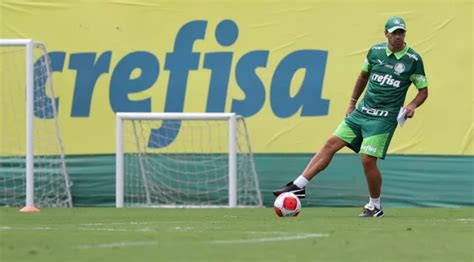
0;39;72;209
116;112;263;208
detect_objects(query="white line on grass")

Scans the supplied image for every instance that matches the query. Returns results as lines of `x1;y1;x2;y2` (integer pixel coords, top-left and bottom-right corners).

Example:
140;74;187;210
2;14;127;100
456;219;474;222
1;226;148;232
78;227;128;232
78;227;163;232
174;226;194;231
76;241;159;250
245;231;296;235
0;226;52;231
138;227;154;232
80;222;158;226
32;227;52;230
209;233;329;244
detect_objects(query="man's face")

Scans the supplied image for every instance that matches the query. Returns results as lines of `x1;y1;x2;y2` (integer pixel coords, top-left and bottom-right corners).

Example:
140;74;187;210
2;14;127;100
385;29;406;50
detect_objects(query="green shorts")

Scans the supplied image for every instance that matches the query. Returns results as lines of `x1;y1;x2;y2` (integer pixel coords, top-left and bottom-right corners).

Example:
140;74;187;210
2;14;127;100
333;110;397;159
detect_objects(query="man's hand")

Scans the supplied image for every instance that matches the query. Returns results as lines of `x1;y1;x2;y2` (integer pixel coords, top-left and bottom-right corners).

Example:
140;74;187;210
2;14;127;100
404;103;417;118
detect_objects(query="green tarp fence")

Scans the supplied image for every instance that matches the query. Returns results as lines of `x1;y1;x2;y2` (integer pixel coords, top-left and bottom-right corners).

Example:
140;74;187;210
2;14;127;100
59;154;473;207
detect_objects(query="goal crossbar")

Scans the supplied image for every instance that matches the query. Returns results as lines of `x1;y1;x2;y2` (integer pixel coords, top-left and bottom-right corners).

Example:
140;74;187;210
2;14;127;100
117;112;237;120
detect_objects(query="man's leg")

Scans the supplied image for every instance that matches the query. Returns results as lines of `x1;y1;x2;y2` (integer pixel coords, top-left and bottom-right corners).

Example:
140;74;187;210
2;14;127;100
300;136;348;180
361;154;381;198
273;136;347;197
359;154;384;217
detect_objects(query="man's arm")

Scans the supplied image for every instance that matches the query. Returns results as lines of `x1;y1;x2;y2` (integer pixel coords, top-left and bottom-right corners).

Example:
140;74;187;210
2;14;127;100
404;87;428;118
346;71;369;116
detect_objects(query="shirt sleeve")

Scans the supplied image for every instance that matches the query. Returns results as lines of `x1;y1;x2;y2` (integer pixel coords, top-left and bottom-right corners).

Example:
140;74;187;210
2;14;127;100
361;49;372;72
410;57;428;89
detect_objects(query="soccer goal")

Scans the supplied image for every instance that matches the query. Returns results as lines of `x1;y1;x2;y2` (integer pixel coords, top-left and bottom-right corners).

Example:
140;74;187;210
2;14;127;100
116;112;263;208
0;39;72;210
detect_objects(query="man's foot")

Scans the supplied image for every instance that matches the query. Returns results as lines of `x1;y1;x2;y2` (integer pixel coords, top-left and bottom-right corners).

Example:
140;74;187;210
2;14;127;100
272;182;305;198
358;204;384;217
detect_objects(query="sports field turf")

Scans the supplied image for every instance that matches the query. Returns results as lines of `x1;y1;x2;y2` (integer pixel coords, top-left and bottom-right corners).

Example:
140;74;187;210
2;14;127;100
0;207;473;261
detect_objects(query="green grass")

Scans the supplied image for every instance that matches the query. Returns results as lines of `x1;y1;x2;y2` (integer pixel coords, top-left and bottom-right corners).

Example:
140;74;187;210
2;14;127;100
1;208;473;262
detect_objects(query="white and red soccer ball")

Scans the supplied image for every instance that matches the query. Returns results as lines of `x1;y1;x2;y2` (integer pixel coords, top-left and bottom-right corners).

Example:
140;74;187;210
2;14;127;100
273;192;301;217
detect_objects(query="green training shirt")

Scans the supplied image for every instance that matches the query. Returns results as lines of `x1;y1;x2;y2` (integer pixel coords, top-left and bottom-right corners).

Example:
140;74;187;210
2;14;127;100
358;42;427;121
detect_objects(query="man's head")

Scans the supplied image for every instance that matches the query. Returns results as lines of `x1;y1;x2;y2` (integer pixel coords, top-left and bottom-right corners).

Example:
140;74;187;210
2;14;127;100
384;16;406;51
385;16;407;33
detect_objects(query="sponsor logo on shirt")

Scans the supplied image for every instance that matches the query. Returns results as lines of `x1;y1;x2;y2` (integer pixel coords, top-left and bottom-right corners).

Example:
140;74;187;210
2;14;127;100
370;73;400;87
361;106;389;117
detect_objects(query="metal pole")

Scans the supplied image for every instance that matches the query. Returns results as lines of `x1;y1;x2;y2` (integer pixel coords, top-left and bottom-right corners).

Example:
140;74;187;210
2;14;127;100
24;40;35;209
116;114;124;207
228;114;237;207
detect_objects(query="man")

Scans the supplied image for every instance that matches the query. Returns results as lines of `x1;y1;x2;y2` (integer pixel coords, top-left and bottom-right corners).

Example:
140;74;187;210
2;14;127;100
273;16;429;217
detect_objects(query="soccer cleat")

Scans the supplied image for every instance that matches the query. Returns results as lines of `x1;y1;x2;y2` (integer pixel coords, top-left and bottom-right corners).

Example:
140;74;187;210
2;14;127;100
273;182;306;199
358;204;384;217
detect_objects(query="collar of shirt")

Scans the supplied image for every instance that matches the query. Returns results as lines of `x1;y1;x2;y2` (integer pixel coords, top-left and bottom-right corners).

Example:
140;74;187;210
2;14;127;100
385;42;409;60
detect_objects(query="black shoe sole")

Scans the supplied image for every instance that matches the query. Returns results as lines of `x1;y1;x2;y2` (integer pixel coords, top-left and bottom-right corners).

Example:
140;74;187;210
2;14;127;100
273;190;306;199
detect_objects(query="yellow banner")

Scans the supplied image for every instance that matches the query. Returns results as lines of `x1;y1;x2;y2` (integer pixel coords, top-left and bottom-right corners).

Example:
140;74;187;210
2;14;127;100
0;0;472;155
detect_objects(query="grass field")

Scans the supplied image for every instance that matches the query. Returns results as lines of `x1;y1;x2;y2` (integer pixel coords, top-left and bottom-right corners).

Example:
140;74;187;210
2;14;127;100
1;207;473;262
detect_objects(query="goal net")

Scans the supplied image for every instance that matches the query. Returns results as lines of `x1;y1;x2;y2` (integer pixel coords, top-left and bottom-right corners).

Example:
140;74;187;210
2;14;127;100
0;39;72;208
116;113;263;207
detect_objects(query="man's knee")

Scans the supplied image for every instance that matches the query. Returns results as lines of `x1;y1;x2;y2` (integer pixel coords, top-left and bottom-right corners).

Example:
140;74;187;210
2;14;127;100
361;154;377;167
322;136;346;153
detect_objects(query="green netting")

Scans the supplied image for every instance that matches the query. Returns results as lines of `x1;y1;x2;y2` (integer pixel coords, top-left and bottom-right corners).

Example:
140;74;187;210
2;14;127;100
1;154;473;207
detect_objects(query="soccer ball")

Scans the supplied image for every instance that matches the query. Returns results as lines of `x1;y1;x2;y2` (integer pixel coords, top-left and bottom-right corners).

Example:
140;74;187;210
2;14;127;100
273;192;301;217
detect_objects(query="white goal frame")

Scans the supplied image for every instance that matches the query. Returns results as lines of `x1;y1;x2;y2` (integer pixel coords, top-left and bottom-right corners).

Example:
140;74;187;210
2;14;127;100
0;40;35;210
0;39;72;210
116;112;245;208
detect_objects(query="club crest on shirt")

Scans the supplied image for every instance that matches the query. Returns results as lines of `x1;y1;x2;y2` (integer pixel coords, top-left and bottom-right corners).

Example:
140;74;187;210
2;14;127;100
394;62;405;74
